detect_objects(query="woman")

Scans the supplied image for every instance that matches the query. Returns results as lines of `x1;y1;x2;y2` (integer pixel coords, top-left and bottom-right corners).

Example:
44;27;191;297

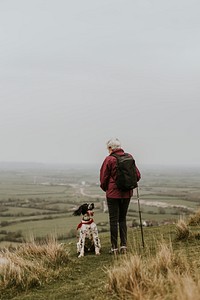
100;138;141;254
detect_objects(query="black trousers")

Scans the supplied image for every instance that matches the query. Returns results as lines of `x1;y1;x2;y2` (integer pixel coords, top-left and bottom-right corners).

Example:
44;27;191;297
107;198;130;249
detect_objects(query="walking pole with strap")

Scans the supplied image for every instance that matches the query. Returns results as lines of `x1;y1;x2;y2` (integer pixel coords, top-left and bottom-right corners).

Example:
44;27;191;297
136;186;145;248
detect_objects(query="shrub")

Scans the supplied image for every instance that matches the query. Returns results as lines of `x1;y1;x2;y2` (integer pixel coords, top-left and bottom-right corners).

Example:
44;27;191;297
158;207;166;214
1;221;9;227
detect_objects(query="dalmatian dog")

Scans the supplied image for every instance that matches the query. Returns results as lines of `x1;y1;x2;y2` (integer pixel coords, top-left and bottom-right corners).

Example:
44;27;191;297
73;203;101;258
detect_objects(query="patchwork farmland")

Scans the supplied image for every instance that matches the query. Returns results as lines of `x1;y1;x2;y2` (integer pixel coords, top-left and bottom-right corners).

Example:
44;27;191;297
0;163;199;248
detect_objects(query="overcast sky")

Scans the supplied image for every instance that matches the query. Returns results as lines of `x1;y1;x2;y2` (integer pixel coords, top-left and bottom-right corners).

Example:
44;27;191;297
0;0;199;167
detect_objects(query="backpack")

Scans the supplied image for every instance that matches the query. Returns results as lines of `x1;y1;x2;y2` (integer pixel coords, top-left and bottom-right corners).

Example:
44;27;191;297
110;153;138;191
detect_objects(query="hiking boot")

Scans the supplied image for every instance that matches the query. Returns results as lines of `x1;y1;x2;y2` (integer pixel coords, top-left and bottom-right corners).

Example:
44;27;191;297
109;248;118;256
119;246;127;254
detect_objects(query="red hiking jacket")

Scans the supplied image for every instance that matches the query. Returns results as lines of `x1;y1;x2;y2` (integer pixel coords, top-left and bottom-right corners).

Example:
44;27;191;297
100;148;141;199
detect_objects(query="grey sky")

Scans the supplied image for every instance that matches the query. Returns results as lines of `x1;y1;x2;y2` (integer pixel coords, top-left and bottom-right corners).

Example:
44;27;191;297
0;0;199;166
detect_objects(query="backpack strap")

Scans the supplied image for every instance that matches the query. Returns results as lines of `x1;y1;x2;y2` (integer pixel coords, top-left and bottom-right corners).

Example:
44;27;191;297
110;153;118;159
110;152;128;159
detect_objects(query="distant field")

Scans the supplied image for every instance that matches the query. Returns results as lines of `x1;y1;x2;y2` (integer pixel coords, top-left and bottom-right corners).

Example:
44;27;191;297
0;164;200;248
1;212;108;238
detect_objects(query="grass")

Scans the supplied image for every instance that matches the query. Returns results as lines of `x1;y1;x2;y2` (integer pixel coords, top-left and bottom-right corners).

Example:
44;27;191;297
107;221;200;300
175;218;190;240
0;219;200;299
0;231;114;300
107;241;199;300
188;209;200;226
0;236;70;298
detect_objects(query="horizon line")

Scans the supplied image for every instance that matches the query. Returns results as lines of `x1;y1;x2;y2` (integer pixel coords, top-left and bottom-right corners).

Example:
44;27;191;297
0;161;200;168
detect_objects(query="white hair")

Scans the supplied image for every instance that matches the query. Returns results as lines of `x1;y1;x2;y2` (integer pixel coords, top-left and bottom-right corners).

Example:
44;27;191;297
106;138;121;150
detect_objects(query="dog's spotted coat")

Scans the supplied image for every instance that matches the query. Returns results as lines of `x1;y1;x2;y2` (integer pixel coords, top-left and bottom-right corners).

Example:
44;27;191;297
73;203;101;258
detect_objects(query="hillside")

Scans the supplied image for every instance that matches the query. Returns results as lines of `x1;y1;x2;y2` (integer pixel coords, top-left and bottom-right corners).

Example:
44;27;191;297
1;218;200;300
0;166;200;299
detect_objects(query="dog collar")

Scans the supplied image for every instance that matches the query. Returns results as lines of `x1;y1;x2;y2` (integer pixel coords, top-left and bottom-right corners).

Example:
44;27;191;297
77;218;94;230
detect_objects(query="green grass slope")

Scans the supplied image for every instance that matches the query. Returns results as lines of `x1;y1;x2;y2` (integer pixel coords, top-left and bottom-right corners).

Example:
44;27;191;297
1;223;200;300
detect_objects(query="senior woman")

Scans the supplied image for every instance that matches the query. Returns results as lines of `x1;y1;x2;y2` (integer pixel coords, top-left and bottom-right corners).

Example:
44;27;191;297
100;138;141;255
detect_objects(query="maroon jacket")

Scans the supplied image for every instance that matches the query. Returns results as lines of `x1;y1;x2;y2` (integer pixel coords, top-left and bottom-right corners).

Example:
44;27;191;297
100;148;141;199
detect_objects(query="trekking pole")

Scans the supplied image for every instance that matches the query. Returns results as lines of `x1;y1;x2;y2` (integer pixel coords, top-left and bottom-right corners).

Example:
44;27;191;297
136;186;145;248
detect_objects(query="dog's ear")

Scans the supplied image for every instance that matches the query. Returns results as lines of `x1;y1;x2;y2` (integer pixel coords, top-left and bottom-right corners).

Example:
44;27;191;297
73;205;83;216
80;203;89;215
72;203;88;216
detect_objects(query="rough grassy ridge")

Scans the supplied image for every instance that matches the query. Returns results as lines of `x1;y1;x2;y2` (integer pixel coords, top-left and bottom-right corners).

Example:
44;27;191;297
0;232;117;300
1;224;200;300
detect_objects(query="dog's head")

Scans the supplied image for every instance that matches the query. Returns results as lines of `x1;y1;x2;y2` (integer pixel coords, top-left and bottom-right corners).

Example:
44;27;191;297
73;203;94;216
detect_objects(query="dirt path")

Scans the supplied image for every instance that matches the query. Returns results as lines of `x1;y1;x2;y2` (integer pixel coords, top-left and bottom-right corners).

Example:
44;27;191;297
79;187;105;199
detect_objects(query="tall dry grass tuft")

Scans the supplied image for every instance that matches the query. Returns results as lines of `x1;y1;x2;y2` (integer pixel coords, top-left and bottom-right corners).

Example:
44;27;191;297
107;241;199;300
0;236;69;291
175;219;190;241
152;242;190;277
0;252;46;289
171;274;200;300
188;209;200;226
107;255;147;299
17;235;69;267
